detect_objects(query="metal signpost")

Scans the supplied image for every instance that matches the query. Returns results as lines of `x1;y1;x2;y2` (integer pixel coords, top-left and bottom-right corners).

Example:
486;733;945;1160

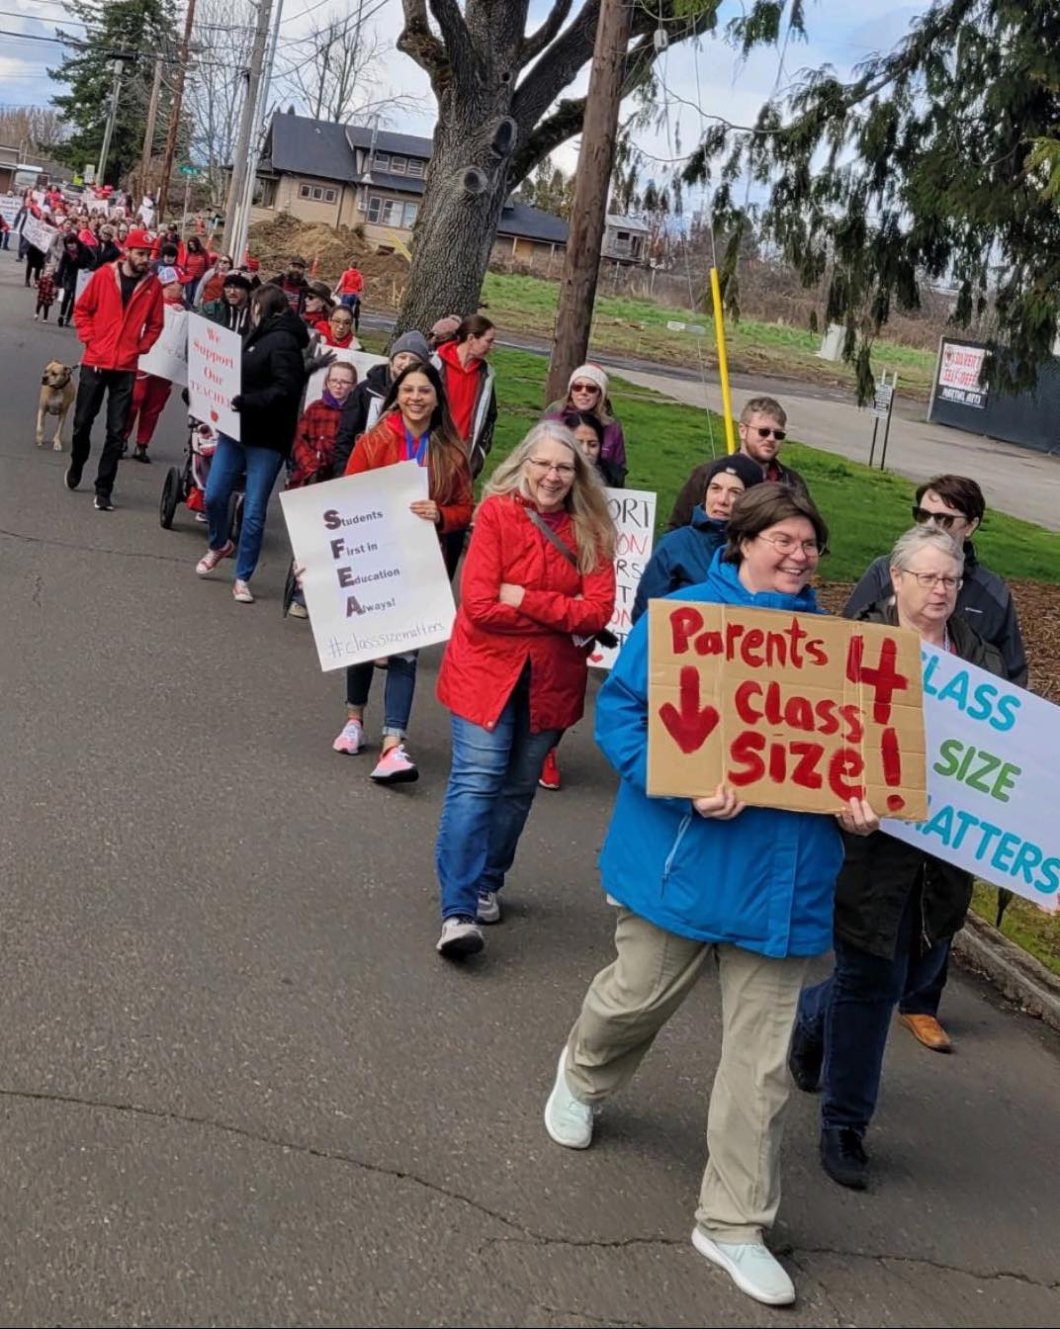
868;371;898;470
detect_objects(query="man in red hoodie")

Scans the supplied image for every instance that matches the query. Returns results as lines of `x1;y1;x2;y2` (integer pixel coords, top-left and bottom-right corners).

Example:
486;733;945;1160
68;228;164;510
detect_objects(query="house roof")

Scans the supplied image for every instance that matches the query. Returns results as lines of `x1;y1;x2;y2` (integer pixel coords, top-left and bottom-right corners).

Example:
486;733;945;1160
363;170;426;197
606;213;651;232
498;199;569;245
345;124;433;161
267;114;359;183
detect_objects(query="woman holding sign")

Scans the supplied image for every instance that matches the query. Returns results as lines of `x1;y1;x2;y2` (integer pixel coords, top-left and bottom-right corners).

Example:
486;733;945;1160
543;485;879;1309
789;525;1005;1192
433;421;616;958
331;361;472;784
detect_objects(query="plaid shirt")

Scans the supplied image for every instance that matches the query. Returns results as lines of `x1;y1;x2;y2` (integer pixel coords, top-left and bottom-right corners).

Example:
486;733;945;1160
287;399;343;489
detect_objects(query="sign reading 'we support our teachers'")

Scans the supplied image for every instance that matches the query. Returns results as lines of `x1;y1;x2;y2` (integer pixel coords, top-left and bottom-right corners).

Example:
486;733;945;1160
884;646;1060;910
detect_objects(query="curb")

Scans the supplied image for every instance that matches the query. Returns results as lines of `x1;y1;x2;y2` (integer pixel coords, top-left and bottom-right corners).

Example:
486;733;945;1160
953;910;1060;1034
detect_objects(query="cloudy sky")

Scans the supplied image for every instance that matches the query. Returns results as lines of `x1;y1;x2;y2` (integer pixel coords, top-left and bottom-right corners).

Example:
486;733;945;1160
1;0;928;187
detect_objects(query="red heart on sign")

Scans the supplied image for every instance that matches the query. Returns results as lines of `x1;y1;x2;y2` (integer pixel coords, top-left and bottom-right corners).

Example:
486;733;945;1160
209;409;219;422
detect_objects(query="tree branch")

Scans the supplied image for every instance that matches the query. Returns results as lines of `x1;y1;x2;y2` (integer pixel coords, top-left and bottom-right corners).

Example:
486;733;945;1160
427;0;477;73
518;0;574;68
510;94;586;185
397;0;449;84
512;0;598;134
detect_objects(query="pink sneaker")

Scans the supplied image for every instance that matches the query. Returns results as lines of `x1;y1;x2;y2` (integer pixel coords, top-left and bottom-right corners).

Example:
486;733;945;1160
195;540;235;576
332;718;364;755
370;744;419;784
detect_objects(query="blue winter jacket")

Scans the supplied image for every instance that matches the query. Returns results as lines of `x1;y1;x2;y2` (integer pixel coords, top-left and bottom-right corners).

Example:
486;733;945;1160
595;553;845;958
631;505;727;625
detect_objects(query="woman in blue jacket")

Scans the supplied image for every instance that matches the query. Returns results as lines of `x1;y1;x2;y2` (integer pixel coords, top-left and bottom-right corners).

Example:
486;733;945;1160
631;452;764;624
543;484;879;1309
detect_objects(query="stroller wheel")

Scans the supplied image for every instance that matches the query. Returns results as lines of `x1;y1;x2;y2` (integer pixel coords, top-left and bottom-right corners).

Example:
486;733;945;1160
227;491;244;544
282;559;298;618
160;466;181;529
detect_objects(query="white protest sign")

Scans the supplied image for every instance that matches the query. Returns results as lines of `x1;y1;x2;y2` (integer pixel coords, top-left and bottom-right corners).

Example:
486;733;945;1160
22;213;58;253
590;488;657;670
75;268;93;305
138;304;188;386
187;312;241;441
304;348;386;405
0;196;20;226
279;465;456;672
883;646;1059;910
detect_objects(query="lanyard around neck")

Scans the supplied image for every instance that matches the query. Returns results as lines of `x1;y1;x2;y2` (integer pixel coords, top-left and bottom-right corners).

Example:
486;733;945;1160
403;426;429;466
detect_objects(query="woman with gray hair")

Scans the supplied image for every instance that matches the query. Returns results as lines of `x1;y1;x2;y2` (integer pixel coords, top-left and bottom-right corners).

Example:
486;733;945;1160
789;524;1006;1191
433;421;616;959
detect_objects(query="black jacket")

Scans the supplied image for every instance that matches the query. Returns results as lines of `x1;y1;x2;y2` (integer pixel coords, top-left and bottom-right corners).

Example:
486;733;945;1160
202;297;250;338
667;454;809;531
56;240;93;289
332;362;390;475
843;544;1027;686
234;309;309;456
833;600;1006;961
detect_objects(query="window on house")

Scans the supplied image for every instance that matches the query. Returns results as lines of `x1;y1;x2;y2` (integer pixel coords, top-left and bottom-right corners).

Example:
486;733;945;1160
323;187;337;203
389;156;407;175
371;152;390;171
298;184;311;198
406;159;425;178
365;195;381;222
617;230;630;242
403;202;419;227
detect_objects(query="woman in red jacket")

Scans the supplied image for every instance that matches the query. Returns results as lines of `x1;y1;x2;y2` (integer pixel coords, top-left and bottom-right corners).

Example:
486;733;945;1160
434;420;616;959
333;361;473;785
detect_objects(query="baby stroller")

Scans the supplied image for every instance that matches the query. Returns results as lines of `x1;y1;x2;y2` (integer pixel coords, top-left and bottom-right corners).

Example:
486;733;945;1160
160;421;243;541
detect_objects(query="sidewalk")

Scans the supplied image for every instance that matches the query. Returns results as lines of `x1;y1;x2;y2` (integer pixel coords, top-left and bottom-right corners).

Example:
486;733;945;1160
614;366;1060;532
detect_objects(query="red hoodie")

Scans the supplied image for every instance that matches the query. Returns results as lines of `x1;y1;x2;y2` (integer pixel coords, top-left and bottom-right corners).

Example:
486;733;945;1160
74;261;164;372
436;339;481;443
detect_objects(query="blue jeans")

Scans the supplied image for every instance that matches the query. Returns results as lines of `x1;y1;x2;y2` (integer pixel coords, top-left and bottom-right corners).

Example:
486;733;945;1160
346;653;418;739
204;434;283;583
796;887;920;1136
435;670;560;920
899;936;950;1017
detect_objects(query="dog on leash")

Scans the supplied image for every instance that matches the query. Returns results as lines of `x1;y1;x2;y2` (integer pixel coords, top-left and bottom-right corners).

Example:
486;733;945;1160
37;361;77;451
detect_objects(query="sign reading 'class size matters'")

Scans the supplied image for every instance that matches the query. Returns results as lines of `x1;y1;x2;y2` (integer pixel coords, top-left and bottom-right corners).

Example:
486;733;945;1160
647;601;927;818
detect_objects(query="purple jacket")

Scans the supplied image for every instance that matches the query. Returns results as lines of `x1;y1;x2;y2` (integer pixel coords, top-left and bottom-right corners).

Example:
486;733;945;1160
545;406;627;477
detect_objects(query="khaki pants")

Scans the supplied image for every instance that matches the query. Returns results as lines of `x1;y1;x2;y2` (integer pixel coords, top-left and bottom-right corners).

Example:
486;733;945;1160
565;908;808;1242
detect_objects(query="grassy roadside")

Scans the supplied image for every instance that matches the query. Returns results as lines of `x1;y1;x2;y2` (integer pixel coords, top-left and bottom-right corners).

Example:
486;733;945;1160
971;886;1060;978
478;272;938;400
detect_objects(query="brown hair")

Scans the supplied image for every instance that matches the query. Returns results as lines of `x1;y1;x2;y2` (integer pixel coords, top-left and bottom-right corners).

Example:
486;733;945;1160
381;362;469;504
723;483;829;563
915;474;985;524
739;395;787;427
456;314;494;342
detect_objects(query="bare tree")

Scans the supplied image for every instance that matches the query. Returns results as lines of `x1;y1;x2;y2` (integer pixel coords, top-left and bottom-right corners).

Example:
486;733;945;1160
184;0;258;208
277;2;425;125
0;106;67;158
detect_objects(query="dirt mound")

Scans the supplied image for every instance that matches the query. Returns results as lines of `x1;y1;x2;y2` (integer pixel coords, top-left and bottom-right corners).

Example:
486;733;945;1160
819;580;1060;703
247;214;410;301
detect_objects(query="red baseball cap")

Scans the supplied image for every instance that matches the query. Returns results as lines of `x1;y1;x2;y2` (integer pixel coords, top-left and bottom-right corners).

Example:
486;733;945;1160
126;228;154;251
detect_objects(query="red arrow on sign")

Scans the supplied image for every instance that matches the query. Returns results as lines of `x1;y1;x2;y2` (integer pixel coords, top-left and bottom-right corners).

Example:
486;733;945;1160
659;666;719;755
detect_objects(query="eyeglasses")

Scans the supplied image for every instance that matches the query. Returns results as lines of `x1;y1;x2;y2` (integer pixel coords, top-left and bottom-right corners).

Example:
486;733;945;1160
748;425;786;441
912;506;963;529
898;570;963;590
528;458;576;478
756;533;822;556
571;382;600;394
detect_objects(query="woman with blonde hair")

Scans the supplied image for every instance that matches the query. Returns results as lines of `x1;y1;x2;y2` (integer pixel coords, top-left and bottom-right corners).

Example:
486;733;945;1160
433;421;616;959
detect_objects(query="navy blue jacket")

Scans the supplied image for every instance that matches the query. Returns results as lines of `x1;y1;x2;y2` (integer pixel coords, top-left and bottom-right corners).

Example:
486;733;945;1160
631;505;727;625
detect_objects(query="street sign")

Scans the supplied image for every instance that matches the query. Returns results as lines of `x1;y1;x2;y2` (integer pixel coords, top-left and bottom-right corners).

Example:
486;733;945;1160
871;383;895;420
178;165;202;177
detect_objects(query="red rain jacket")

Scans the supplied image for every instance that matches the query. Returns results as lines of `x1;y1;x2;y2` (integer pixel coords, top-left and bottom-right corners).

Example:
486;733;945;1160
74;261;164;373
344;412;474;536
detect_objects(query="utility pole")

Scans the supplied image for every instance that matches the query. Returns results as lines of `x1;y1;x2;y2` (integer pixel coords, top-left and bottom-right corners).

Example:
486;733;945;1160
231;0;284;266
545;0;634;402
223;0;274;259
157;0;199;227
96;58;126;185
138;55;164;204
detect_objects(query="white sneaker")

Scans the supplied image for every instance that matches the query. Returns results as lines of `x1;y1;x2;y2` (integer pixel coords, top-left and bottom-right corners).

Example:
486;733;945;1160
691;1228;795;1306
232;578;255;603
436;917;484;959
195;539;234;575
477;890;501;924
544;1049;593;1149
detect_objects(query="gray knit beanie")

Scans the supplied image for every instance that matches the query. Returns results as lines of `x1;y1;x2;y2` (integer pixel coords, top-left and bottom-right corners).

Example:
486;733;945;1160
389;330;430;363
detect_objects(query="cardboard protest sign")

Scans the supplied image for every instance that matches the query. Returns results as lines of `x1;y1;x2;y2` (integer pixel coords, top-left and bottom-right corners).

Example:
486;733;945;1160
884;647;1059;910
590;488;656;670
304;348;387;406
279;465;456;672
138;305;188;386
187;313;241;441
647;601;927;817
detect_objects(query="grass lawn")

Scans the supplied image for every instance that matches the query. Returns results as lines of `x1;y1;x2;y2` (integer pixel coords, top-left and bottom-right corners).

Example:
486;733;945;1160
479;347;1060;585
479;272;938;399
970;885;1060;978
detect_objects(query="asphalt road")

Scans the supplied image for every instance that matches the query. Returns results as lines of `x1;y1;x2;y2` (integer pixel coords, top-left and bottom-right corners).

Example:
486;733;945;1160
3;257;1060;1328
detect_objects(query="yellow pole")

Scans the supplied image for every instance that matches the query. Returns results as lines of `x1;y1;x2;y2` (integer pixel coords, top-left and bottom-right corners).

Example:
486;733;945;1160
710;267;737;454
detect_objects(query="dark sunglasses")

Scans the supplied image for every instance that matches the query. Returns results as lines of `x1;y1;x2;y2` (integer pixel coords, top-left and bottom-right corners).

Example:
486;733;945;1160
750;426;786;441
912;506;961;529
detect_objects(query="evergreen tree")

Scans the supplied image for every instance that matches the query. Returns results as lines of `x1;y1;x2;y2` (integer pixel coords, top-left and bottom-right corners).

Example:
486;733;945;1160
684;1;1060;399
48;0;178;186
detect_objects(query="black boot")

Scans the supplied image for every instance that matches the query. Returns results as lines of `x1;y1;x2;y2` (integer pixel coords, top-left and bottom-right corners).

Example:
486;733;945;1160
820;1127;869;1190
788;1021;823;1092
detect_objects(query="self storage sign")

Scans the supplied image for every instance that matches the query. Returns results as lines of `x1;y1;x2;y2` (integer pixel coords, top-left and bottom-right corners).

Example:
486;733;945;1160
647;602;927;818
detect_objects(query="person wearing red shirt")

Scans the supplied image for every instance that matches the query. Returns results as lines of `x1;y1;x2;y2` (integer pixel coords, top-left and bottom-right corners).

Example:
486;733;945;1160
67;228;164;510
318;304;359;348
433;420;616;959
335;262;364;331
432;314;497;478
331;362;472;786
122;267;186;462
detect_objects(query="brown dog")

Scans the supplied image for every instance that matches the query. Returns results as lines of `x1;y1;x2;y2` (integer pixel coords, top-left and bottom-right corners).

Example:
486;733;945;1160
37;360;77;451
